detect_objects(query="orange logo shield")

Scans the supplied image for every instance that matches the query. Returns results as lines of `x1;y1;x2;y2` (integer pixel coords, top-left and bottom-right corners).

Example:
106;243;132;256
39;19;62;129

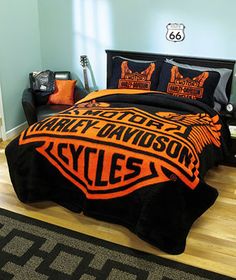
19;105;221;199
118;61;155;90
167;66;209;99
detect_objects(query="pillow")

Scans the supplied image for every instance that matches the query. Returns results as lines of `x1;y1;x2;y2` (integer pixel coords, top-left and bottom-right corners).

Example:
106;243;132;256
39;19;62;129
213;101;222;112
157;62;220;107
165;58;232;105
108;56;161;90
48;80;76;105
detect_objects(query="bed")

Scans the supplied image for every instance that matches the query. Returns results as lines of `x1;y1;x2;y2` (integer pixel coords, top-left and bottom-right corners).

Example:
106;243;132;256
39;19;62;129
6;50;235;254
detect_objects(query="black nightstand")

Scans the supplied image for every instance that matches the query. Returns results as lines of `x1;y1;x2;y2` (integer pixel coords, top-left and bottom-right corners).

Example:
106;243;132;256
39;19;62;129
222;118;236;167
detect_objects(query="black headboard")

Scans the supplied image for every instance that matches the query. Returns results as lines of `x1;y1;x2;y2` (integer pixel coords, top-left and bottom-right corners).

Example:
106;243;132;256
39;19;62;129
106;49;235;102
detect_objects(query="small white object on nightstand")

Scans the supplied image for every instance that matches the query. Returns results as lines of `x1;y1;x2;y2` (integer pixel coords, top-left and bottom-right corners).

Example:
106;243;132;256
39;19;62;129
229;125;236;138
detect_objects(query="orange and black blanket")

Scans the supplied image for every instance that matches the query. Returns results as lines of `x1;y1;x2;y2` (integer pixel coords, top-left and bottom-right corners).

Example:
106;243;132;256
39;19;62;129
6;89;231;254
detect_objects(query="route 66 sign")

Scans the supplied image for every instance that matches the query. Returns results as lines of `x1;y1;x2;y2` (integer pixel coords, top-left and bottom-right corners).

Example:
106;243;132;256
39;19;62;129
166;23;185;42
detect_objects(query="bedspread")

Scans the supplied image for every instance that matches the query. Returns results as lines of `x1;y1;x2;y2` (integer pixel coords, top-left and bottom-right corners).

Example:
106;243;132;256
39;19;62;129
6;89;231;254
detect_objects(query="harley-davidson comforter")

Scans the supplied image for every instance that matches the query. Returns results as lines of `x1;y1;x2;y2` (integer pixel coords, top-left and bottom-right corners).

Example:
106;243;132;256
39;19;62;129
6;89;231;254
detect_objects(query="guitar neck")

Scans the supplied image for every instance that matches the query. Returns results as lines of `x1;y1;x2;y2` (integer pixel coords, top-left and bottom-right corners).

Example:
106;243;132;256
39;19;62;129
82;67;90;92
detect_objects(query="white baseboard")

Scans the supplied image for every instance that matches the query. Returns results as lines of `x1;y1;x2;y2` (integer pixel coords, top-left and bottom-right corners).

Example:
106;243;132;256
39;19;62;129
5;121;28;140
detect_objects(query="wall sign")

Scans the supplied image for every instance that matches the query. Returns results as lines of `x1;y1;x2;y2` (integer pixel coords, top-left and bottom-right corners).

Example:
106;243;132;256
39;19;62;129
166;23;185;42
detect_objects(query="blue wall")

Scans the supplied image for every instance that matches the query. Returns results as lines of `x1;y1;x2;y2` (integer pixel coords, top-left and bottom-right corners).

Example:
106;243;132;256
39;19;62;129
1;0;236;133
0;0;42;132
38;0;236;89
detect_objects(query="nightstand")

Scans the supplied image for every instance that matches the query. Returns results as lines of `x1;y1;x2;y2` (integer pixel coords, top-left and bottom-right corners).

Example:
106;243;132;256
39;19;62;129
222;118;236;167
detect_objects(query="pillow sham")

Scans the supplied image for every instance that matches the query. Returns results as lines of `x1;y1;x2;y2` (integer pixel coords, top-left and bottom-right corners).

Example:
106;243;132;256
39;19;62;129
157;62;220;107
108;56;161;90
165;58;232;105
213;101;222;112
48;79;76;105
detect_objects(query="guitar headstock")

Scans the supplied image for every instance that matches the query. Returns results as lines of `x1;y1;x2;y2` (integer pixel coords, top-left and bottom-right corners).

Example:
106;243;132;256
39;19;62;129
80;55;89;68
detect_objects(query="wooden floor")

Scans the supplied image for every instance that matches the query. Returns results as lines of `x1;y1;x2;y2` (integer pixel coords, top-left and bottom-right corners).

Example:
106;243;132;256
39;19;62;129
0;139;236;278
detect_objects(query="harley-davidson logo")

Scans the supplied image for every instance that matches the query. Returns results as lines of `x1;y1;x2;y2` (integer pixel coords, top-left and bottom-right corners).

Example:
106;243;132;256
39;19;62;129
19;105;221;199
118;61;155;90
167;66;209;99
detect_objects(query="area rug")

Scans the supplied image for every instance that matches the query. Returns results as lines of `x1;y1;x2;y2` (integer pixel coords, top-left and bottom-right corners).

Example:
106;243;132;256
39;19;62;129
0;208;234;280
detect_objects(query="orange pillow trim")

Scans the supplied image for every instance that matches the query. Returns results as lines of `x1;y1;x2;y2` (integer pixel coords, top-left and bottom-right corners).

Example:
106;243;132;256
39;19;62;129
48;80;76;105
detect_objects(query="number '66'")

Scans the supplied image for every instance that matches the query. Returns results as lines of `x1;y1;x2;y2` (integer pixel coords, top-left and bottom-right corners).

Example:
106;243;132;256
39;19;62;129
169;31;182;40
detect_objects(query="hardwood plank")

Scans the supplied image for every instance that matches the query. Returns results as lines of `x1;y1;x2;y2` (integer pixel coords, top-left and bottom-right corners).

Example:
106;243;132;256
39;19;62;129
0;140;236;278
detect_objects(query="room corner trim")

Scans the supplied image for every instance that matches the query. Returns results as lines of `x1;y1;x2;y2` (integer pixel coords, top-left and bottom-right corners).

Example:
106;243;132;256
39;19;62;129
5;121;28;140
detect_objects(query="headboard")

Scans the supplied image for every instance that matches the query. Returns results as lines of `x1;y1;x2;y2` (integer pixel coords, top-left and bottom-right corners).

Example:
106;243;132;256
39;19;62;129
106;49;236;109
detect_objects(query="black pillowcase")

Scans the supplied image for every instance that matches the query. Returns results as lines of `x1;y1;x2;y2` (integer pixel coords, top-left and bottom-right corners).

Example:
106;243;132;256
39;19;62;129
157;62;221;107
108;56;161;91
